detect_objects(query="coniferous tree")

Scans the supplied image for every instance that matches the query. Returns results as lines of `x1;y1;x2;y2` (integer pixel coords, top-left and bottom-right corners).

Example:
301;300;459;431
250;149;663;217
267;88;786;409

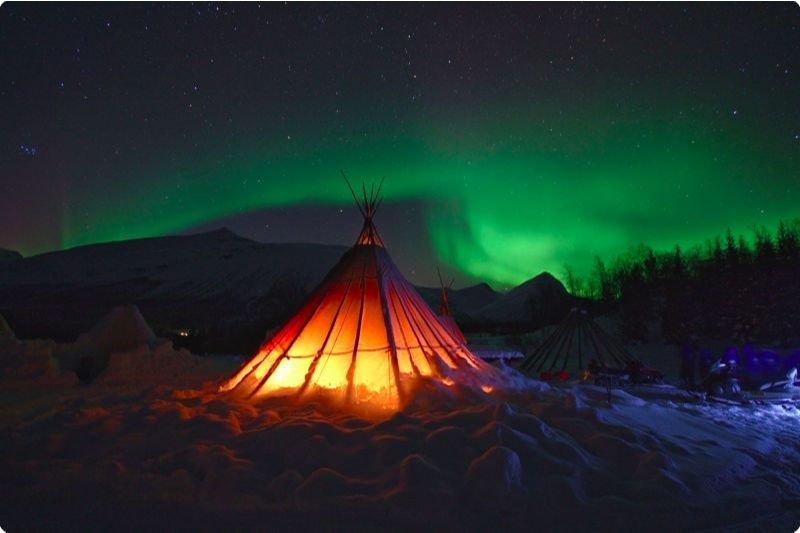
737;234;751;263
753;226;775;261
619;260;650;341
593;256;614;302
643;248;658;284
777;219;799;258
578;220;798;345
672;245;685;279
562;265;585;297
725;228;738;265
712;236;724;269
790;219;800;257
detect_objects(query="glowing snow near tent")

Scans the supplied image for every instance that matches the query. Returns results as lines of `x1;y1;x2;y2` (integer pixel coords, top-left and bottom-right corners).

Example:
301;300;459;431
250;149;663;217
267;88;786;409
220;181;502;414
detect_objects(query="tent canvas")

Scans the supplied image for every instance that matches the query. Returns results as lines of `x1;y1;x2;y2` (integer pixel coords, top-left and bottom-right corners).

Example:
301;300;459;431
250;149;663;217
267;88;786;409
221;180;500;413
519;308;635;377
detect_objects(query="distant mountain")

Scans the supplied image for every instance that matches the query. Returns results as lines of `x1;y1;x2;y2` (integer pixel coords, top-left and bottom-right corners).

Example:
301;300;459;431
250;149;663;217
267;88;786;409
416;282;501;320
0;229;346;353
473;272;574;326
415;274;573;329
0;248;22;262
0;229;575;352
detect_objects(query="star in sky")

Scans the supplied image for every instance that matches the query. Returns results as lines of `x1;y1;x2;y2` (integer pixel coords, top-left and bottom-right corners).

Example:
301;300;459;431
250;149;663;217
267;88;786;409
0;2;798;288
18;144;38;157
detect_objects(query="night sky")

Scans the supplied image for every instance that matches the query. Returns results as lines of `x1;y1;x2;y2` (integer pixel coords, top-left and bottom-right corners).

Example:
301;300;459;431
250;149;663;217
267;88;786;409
1;3;798;288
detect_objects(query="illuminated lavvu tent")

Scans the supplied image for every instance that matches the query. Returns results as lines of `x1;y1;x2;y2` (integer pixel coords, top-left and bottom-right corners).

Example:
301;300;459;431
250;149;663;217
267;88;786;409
220;179;500;412
435;269;468;346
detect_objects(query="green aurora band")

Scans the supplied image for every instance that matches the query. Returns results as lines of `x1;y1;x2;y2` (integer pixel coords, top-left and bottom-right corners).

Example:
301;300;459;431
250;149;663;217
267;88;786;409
61;102;799;288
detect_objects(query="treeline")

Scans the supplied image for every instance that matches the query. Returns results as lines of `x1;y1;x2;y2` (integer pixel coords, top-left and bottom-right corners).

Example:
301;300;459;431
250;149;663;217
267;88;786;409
563;218;800;343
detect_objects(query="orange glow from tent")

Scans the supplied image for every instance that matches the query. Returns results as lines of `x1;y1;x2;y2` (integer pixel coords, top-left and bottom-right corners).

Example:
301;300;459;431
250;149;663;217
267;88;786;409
441;378;455;386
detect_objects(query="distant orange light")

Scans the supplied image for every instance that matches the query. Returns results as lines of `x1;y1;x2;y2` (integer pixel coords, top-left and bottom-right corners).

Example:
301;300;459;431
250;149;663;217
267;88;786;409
481;385;493;393
441;378;455;386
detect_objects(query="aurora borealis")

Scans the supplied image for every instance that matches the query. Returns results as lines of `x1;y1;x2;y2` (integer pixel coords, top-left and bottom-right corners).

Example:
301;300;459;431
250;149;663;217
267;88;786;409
2;3;799;288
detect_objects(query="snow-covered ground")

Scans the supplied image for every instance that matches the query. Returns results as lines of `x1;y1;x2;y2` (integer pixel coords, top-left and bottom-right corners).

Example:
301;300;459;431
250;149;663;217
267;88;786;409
1;338;799;531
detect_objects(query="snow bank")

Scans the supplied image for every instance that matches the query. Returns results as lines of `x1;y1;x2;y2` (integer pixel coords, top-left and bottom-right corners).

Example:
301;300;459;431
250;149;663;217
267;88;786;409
470;347;525;361
79;304;157;355
0;305;213;391
1;362;799;531
95;340;210;387
0;313;14;339
0;337;77;386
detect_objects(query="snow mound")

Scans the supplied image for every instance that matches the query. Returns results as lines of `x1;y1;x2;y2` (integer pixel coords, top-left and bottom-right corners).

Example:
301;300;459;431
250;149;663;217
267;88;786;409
0;338;77;386
464;446;526;506
66;304;162;381
81;305;156;355
0;313;14;339
95;340;208;387
4;304;214;388
2;361;800;531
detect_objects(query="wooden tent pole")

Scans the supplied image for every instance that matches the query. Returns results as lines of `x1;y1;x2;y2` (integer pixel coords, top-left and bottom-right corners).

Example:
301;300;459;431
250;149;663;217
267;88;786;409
585;320;608;368
230;278;329;393
385;279;423;377
549;319;576;371
524;315;570;372
397;279;470;367
388;280;446;377
245;289;326;398
376;252;405;404
341;171;366;218
295;273;358;398
521;321;561;371
344;257;370;402
559;323;578;372
588;319;634;365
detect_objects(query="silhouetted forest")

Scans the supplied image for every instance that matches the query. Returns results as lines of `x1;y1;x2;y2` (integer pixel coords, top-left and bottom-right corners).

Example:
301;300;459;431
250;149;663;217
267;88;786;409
564;219;800;346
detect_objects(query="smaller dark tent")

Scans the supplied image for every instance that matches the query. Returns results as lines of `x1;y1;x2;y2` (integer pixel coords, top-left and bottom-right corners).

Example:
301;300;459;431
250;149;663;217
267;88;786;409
519;308;635;378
